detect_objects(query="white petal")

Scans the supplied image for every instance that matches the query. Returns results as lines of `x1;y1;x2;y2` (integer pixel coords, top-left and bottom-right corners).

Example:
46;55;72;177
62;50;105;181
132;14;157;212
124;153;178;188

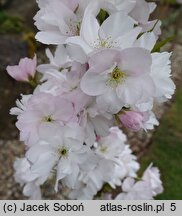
81;71;108;96
116;78;143;105
100;12;135;40
66;44;88;64
133;32;157;51
54;45;70;66
80;6;100;46
35;31;67;45
88;49;119;70
96;89;124;114
55;159;72;192
114;27;142;49
119;47;152;76
66;36;93;54
116;0;136;13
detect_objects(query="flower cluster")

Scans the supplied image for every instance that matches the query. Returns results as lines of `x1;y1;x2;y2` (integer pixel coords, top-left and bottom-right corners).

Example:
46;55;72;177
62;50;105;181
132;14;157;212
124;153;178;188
7;0;175;200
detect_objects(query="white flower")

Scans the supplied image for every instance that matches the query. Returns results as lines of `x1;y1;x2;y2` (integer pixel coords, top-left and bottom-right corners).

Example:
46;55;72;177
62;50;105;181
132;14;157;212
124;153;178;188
95;127;126;160
142;164;164;196
26;123;95;191
14;158;42;200
87;127;139;190
115;177;153;200
109;145;140;189
81;48;155;114
37;45;71;75
115;164;163;200
16;93;75;146
10;0;170;200
78;100;113;146
14;158;39;185
34;0;81;44
67;8;141;54
37;45;87;77
68;180;98;200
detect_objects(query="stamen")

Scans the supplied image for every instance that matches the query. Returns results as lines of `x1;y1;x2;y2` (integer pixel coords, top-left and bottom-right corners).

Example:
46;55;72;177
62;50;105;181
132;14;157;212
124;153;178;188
107;66;126;88
43;115;54;123
93;37;117;49
100;146;108;154
58;147;69;158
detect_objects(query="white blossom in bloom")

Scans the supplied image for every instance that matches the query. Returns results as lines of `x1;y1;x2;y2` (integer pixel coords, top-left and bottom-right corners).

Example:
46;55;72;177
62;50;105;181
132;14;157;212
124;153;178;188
14;158;42;200
142;164;164;196
115;165;163;200
14;158;39;185
115;177;153;200
34;0;92;44
68;180;99;200
8;0;175;200
95;127;126;160
37;45;71;75
98;127;139;188
34;0;80;44
81;48;155;114
108;145;140;188
68;127;140;199
77;100;114;146
16;93;75;146
67;9;141;54
37;45;87;77
37;60;87;97
26;123;96;191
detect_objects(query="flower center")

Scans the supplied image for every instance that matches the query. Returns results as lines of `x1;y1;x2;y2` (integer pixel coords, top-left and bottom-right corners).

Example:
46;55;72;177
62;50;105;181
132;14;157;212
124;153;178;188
58;147;69;158
93;37;117;49
107;66;126;88
43;115;54;123
100;146;108;154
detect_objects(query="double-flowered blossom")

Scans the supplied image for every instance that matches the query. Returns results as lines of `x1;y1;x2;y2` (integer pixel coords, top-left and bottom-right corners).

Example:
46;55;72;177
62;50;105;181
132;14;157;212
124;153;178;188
81;48;155;114
115;164;163;200
9;0;175;200
15;93;75;146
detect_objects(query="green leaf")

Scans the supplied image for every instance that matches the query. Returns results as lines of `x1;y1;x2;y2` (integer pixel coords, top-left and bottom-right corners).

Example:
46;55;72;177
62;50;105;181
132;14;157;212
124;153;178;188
96;9;109;25
161;0;178;5
152;35;175;53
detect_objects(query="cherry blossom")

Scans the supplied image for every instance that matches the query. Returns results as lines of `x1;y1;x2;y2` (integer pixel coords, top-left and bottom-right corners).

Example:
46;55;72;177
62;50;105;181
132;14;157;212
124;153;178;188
7;0;175;200
81;48;155;113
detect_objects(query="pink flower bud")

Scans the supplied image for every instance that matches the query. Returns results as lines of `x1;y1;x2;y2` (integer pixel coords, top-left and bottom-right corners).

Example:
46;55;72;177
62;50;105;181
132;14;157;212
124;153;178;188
6;55;37;82
119;111;145;131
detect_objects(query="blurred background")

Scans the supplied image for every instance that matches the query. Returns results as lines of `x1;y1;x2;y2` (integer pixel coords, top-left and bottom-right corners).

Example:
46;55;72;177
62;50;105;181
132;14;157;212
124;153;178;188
0;0;181;199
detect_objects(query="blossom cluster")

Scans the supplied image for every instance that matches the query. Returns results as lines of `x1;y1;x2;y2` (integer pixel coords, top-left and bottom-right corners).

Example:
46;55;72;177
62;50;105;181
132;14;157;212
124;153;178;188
7;0;175;200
